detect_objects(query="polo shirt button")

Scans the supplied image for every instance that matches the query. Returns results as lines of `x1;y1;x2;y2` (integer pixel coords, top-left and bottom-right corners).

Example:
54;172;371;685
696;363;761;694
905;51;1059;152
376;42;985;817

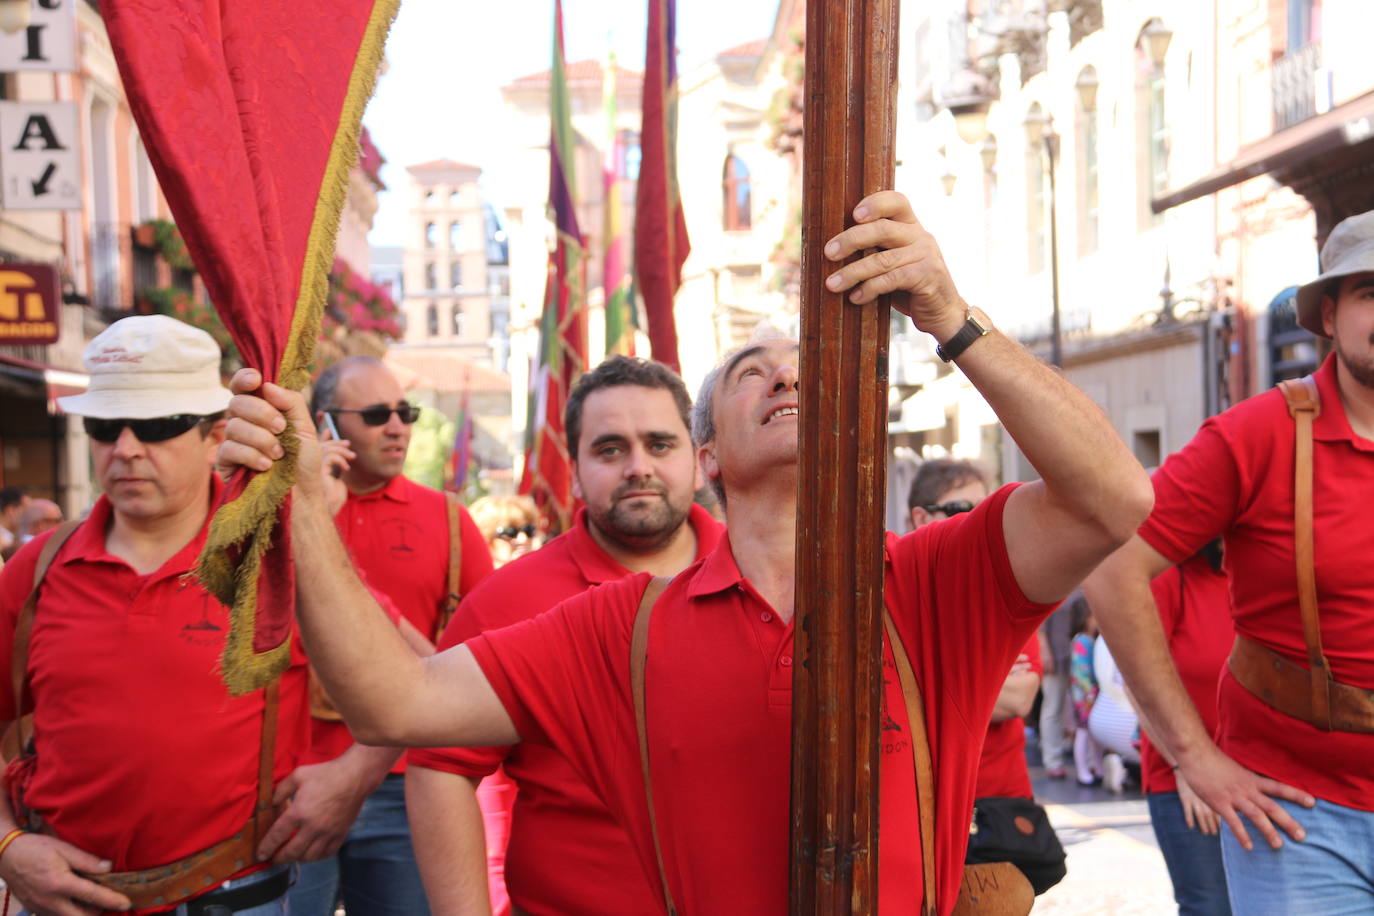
760;612;773;623
780;655;792;667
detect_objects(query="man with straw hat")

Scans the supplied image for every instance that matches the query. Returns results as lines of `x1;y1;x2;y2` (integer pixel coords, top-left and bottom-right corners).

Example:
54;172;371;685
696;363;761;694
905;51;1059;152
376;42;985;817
1086;210;1374;912
0;315;383;916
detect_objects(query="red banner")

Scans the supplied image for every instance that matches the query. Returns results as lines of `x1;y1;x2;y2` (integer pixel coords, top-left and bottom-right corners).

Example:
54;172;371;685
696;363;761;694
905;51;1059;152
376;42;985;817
104;0;399;694
0;264;59;345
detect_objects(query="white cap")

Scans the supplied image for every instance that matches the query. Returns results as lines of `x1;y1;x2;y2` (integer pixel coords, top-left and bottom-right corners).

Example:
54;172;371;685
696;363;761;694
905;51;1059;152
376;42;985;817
1294;209;1374;337
57;315;233;419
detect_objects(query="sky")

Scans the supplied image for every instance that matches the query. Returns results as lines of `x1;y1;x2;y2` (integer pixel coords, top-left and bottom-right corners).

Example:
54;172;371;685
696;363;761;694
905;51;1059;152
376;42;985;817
364;0;780;246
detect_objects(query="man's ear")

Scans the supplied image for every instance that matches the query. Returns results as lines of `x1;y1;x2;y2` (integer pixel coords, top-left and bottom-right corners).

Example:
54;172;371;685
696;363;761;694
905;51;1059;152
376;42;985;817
570;461;583;502
697;442;718;491
1321;291;1338;338
909;507;930;531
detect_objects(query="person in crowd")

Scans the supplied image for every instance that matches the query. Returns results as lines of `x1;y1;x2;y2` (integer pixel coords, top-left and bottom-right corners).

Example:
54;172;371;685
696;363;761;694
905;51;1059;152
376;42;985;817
0;487;29;560
16;500;63;548
221;190;1152;914
468;493;542;568
1136;538;1234;916
1087;633;1139;793
1069;612;1103;787
1084;208;1374;912
0;315;375;916
908;458;1065;896
1037;595;1081;780
287;356;494;916
407;355;723;916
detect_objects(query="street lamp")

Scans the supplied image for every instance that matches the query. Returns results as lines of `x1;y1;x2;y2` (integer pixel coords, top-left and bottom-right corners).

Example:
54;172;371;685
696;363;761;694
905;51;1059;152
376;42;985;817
942;65;998;145
1142;19;1172;69
1025;107;1063;367
979;134;998;174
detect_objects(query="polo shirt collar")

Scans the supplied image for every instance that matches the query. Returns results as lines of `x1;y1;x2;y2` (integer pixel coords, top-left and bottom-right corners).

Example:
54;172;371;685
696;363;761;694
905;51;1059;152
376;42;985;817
564;503;724;586
1312;353;1374;449
61;474;225;580
686;533;747;598
350;473;412;504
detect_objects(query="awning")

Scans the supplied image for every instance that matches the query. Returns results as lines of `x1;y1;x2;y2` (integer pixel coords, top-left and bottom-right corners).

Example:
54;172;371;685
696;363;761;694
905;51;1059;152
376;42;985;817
0;353;88;413
1153;90;1374;214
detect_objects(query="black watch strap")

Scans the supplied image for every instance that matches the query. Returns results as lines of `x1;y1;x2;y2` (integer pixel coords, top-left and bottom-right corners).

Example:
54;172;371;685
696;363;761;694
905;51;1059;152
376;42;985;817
935;313;989;363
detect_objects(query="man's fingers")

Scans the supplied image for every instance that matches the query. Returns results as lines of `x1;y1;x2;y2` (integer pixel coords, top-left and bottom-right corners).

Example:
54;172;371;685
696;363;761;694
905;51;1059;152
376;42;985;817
256;806;299;862
63;874;132;913
823;219;913;264
1182;802;1195;831
1258;776;1316;809
1220;808;1254;851
1254;793;1307;843
852;190;917;226
52;839;112;875
1235;798;1285;850
230;367;264;396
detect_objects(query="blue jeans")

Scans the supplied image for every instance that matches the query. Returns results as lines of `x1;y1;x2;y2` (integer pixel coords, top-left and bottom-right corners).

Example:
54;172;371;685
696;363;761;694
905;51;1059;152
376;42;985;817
287;774;431;916
19;864;290;916
1147;792;1231;916
1221;796;1374;915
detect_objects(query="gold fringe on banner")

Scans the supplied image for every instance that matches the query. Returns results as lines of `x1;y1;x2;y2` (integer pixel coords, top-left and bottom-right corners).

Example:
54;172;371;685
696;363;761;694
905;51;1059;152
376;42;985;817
197;0;401;697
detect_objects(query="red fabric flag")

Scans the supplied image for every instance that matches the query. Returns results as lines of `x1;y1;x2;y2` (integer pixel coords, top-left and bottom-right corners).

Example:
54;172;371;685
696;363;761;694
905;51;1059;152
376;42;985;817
518;0;585;534
103;0;398;694
634;0;690;373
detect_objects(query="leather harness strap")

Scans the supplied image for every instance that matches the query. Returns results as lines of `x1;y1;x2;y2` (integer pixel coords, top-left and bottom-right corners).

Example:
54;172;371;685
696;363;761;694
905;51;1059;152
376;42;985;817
1276;375;1331;730
10;520;285;910
631;575;677;916
883;612;939;916
437;491;465;642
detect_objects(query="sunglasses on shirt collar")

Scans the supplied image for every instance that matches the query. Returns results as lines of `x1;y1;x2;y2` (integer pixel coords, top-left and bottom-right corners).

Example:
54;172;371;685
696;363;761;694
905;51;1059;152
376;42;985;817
327;403;421;426
922;500;975;517
82;414;206;444
495;524;537;540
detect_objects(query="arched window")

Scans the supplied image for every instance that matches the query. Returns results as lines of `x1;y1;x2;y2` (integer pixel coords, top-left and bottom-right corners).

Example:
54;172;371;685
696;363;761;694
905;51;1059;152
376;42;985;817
723;154;752;231
452;304;465;337
449;221;461;249
450;262;463;290
425;262;437;290
425;221;437;248
449;190;460;207
1025;104;1047;274
1135;20;1170;228
618;129;642;180
426;302;439;337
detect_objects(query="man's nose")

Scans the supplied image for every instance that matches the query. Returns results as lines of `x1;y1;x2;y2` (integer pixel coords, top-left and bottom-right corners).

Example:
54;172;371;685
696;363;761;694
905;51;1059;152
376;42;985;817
771;362;799;393
623;444;655;479
111;425;145;458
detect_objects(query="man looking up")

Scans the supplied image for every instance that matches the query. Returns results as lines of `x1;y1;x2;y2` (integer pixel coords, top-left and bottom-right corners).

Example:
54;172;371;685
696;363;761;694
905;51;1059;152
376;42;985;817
220;190;1153;914
1084;209;1374;912
407;355;723;916
909;458;1063;894
287;356;494;916
0;315;370;916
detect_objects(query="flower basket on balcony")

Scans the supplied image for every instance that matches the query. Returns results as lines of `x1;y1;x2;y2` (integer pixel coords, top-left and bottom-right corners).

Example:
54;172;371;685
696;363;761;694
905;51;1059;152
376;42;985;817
139;219;197;272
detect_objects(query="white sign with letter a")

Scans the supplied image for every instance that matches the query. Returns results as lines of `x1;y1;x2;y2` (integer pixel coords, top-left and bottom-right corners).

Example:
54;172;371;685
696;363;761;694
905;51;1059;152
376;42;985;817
0;101;81;210
0;0;77;72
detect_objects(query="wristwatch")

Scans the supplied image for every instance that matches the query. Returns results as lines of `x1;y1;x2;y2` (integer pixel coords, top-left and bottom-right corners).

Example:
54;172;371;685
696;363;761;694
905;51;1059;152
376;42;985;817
935;312;990;363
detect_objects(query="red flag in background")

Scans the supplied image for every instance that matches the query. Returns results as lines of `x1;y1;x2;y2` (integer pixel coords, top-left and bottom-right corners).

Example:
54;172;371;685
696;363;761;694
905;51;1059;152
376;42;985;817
448;372;475;494
103;0;399;694
519;0;586;534
634;0;690;373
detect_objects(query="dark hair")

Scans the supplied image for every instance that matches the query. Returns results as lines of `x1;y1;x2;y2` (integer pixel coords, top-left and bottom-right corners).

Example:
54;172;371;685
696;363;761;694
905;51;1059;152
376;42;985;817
0;486;24;512
907;458;990;511
310;356;386;417
564;355;692;457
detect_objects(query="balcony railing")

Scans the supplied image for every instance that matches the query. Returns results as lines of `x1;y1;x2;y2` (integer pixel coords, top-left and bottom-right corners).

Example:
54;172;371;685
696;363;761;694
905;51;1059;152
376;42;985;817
1272;43;1322;132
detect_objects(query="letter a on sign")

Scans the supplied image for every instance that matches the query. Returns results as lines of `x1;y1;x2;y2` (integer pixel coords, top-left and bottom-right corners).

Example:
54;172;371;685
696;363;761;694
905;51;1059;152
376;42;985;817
0;101;80;210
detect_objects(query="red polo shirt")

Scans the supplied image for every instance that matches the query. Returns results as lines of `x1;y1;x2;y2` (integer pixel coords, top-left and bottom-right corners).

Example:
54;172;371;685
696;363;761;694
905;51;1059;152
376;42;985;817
1138;354;1374;810
1139;553;1232;794
308;474;492;768
466;484;1052;915
0;478;310;899
409;504;722;916
973;633;1043;799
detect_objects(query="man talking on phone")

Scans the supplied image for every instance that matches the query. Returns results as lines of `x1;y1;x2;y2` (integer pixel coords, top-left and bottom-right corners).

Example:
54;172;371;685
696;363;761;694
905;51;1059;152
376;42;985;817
287;356;494;916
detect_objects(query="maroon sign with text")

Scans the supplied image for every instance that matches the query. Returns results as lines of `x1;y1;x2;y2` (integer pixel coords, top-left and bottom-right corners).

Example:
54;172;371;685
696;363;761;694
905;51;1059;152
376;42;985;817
0;263;60;345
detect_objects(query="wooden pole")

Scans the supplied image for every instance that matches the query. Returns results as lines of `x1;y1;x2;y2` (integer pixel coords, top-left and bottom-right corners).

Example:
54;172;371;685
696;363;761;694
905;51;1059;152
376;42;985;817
790;0;899;913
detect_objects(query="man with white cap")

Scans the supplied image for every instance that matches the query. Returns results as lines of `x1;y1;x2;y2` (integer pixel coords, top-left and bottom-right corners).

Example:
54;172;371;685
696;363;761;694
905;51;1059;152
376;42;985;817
1085;209;1374;912
0;315;386;916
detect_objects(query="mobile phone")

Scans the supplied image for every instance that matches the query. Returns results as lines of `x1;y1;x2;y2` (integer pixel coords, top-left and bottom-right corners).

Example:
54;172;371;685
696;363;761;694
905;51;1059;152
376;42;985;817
321;413;344;478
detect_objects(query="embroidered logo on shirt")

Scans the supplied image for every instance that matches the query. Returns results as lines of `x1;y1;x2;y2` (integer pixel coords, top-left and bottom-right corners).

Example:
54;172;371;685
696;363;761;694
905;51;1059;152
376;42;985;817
378;517;423;561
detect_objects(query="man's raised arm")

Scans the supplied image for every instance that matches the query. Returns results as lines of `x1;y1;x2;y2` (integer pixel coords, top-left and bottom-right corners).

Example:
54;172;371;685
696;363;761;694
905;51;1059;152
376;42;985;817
823;191;1153;603
220;370;517;749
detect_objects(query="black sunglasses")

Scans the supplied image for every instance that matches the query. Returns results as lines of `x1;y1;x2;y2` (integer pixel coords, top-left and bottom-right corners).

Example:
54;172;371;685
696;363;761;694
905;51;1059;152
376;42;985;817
495;524;537;540
83;414;205;444
923;500;975;517
328;403;421;426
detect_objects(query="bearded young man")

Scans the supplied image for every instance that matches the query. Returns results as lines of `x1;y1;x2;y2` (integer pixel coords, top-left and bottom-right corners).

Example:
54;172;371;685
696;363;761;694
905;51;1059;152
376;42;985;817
406;356;722;916
220;190;1151;915
1084;210;1374;913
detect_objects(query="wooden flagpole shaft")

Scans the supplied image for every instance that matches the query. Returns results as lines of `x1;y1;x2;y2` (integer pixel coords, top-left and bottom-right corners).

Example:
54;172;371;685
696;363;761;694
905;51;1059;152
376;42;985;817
790;0;899;913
